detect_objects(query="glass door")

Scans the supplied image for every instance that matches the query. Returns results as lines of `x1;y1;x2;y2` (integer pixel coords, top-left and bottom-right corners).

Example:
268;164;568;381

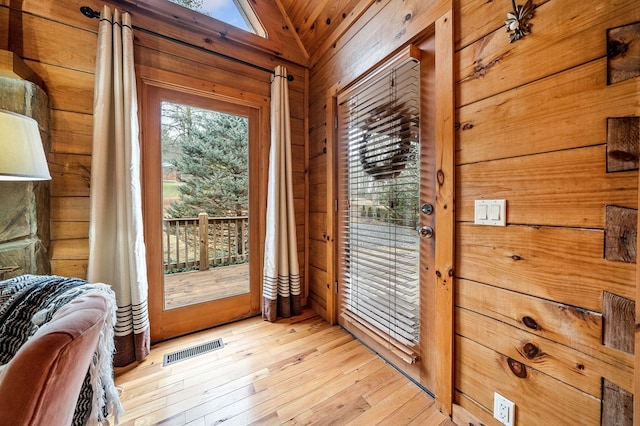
337;53;432;384
142;85;261;342
160;101;251;310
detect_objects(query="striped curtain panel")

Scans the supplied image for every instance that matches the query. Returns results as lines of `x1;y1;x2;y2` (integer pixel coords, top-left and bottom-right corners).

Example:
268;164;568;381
262;66;301;322
88;6;150;367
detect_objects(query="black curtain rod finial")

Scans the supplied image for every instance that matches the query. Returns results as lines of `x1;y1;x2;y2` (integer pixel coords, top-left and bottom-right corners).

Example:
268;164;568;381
80;6;100;19
287;75;294;82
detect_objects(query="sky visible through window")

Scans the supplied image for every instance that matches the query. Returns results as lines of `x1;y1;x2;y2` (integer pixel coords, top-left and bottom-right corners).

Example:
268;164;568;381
170;0;251;32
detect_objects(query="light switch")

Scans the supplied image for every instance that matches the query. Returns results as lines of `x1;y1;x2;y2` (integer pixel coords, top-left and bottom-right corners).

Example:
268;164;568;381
489;204;501;221
475;200;506;226
477;204;488;220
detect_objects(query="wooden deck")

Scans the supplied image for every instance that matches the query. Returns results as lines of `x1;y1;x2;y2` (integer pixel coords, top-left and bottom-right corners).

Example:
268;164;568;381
163;263;250;309
113;309;453;425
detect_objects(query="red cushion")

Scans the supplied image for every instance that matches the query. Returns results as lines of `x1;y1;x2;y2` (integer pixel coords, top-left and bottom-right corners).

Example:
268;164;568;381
0;295;108;425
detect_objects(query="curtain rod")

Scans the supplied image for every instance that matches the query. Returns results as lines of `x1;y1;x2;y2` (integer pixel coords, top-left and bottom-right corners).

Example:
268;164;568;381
79;6;294;82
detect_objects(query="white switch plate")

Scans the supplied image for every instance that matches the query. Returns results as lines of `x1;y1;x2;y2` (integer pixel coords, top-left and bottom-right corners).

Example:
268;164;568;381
475;200;506;226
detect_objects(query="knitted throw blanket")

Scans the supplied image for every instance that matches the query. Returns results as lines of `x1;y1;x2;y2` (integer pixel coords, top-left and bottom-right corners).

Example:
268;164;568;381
0;275;123;425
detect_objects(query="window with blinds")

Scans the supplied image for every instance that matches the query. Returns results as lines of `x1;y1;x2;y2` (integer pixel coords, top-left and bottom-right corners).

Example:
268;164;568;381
337;55;421;364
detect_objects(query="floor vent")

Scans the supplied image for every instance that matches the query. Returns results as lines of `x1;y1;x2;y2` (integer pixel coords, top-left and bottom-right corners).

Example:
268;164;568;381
163;338;224;366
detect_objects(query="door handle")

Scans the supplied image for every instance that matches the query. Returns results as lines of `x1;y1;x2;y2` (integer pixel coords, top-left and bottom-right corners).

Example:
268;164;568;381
418;225;433;238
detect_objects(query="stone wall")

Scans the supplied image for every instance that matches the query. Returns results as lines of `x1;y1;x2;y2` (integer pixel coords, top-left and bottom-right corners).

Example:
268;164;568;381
0;76;50;277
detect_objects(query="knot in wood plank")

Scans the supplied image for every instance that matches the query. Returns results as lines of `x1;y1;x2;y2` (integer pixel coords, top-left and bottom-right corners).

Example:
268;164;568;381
507;357;528;378
521;342;542;359
608;149;638;162
607;39;629;59
522;316;539;330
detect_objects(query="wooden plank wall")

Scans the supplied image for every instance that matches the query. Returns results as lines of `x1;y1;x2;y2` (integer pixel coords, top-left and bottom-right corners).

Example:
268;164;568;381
307;0;639;424
453;0;639;424
2;0;307;295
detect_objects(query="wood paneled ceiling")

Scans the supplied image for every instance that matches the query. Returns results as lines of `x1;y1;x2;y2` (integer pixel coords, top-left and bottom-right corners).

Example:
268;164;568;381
278;0;366;63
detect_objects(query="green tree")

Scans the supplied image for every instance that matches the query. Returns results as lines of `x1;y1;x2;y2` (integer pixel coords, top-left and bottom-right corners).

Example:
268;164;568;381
168;0;207;14
162;102;249;218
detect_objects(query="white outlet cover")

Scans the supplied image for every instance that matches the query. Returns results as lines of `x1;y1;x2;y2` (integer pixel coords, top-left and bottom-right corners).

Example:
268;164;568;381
494;392;515;426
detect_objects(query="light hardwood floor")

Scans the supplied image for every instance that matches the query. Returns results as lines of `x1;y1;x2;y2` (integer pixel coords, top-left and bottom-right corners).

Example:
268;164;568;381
113;309;453;425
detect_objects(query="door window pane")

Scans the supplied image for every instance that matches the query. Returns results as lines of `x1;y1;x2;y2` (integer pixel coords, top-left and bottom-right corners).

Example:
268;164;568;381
161;101;250;309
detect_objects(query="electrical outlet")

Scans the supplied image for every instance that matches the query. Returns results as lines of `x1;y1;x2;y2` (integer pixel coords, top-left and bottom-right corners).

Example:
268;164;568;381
494;392;515;426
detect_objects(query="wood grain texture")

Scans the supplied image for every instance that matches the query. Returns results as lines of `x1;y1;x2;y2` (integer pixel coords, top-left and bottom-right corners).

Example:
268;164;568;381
636;112;640;426
282;0;363;60
457;59;639;165
605;206;638;263
50;197;90;222
50;222;89;241
17;14;97;72
603;291;635;355
454;392;497;426
50;259;87;278
308;0;378;68
602;379;633;426
607;22;640;85
457;307;632;396
433;9;455;416
457;145;637;228
23;60;94;114
607;116;640;172
48;153;91;197
0;4;8;50
456;279;634;379
456;335;601;425
110;0;307;65
323;88;337;324
112;310;447;425
456;224;635;310
456;0;640;107
453;0;550;50
163;265;250;310
49;238;88;260
50;111;93;155
310;0;448;102
452;402;486;426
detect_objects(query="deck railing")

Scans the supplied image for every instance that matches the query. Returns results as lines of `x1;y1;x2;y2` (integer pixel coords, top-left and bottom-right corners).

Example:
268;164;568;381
163;213;249;273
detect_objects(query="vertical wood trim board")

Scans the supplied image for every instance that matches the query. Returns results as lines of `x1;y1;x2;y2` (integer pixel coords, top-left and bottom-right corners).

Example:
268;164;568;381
434;7;455;417
635;99;640;426
325;84;339;325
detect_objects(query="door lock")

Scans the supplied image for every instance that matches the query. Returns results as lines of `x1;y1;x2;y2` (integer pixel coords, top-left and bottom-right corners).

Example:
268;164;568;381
421;203;434;215
418;225;434;238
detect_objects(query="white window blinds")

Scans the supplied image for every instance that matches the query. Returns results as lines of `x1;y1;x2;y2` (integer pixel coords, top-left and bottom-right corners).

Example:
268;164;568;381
338;55;421;364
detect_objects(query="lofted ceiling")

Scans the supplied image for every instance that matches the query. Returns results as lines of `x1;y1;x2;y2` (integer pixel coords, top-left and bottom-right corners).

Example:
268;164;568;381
278;0;365;62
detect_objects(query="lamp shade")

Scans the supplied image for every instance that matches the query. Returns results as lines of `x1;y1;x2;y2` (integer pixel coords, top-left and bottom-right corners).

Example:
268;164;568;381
0;110;51;181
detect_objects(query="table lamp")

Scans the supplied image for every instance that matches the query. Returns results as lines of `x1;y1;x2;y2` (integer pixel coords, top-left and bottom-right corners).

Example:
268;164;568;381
0;109;51;278
0;110;51;181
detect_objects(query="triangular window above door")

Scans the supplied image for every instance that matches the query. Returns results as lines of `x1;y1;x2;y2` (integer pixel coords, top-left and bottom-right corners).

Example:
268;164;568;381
167;0;266;37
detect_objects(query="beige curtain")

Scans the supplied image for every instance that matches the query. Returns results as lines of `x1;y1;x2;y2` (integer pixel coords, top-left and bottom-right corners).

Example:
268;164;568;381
263;66;301;321
88;6;150;367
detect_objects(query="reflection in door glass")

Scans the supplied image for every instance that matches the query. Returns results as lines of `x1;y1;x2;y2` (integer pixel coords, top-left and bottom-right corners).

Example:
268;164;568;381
161;101;250;309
